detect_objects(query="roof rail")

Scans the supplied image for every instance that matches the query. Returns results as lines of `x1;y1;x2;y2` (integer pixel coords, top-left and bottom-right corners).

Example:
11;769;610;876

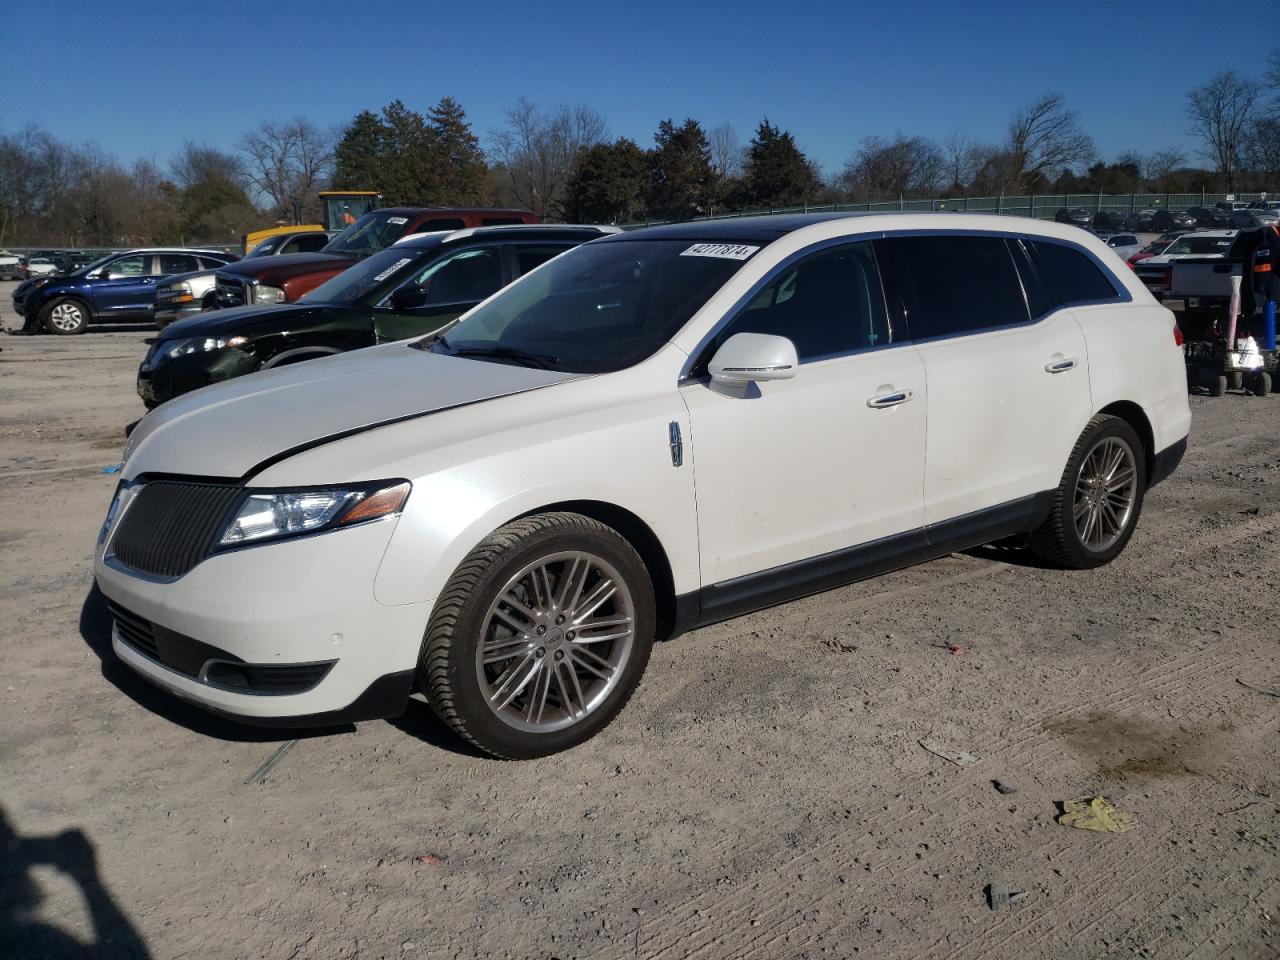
393;224;621;247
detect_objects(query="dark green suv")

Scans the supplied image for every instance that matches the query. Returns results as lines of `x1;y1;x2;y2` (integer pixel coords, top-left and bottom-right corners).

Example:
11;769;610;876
136;225;614;407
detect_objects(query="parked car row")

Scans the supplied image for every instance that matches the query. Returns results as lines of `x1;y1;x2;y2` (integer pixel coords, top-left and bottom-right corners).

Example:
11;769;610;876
8;206;540;335
139;224;615;406
1056;202;1277;235
11;249;239;334
0;248;100;280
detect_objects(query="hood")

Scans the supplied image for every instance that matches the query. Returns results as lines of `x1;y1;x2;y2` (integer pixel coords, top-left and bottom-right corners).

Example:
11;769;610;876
124;342;584;480
219;252;354;285
158;302;343;340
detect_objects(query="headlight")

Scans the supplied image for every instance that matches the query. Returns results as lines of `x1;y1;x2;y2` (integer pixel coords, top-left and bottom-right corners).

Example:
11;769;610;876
98;483;126;545
160;336;248;360
158;281;194;304
218;481;410;547
253;284;286;304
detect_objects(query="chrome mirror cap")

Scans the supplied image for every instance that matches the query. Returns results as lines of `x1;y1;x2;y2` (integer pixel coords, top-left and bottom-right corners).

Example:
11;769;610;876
708;333;799;385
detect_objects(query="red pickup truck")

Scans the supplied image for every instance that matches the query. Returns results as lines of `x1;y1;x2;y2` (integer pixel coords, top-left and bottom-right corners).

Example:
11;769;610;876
212;207;538;308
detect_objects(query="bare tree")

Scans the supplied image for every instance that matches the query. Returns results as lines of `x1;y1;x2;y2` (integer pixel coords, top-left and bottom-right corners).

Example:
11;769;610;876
836;135;945;201
1005;93;1095;191
489;98;607;219
170;141;247;191
1140;147;1187;185
238;118;334;223
709;124;743;181
1186;71;1261;191
940;131;996;193
707;123;743;214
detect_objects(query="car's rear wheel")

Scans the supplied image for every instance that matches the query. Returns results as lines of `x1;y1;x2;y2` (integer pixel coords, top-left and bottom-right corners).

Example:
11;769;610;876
420;512;655;759
1209;374;1228;397
1030;415;1146;570
41;298;90;335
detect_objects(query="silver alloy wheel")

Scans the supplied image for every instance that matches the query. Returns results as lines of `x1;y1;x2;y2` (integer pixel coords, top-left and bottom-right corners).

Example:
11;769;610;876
476;550;635;733
1073;436;1137;552
49;302;84;331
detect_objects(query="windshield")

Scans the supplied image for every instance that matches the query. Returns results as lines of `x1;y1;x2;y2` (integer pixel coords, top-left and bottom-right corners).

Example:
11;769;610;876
1168;236;1233;255
299;247;427;304
74;253;117;277
245;236;282;258
323;211;415;258
426;239;756;374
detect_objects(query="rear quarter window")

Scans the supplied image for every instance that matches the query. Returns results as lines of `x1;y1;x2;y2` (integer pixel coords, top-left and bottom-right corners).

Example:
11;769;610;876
1029;241;1122;306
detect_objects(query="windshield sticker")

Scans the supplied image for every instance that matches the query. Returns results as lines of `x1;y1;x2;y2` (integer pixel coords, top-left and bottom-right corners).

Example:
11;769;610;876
680;243;760;260
373;258;413;282
386;216;409;225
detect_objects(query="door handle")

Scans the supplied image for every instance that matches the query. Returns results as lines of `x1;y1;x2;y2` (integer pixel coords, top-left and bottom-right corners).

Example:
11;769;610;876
1045;358;1078;374
866;389;914;409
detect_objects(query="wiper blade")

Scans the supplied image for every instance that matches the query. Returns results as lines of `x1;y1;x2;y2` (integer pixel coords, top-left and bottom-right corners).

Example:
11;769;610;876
410;331;453;353
447;345;560;370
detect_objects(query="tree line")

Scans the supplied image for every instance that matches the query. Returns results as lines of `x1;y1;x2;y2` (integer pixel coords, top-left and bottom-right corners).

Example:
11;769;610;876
1;52;1276;248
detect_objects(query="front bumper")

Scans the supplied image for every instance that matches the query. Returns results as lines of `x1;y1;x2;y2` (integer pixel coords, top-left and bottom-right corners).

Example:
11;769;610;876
95;516;433;724
137;347;260;406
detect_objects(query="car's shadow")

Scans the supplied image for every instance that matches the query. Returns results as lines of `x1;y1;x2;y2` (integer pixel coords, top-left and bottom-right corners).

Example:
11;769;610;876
79;583;480;755
963;540;1059;570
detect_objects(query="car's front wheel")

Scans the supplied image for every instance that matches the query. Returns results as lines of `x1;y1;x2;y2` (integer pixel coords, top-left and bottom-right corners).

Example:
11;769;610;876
41;298;90;335
1030;415;1146;569
420;512;655;759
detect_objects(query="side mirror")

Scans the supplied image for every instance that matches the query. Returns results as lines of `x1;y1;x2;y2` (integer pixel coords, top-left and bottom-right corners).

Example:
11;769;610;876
707;332;798;385
389;285;428;311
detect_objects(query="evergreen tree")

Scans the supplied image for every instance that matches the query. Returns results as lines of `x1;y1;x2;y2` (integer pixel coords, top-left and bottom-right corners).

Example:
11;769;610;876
428;96;487;205
565;138;648;223
743;118;819;208
333;110;388;192
648;118;712;221
379;100;437;205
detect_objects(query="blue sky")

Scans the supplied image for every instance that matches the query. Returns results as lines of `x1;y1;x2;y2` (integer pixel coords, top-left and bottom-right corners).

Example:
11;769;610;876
3;0;1272;176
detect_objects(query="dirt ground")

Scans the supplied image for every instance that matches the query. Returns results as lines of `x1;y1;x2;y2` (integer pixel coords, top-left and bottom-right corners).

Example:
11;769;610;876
1;280;1278;960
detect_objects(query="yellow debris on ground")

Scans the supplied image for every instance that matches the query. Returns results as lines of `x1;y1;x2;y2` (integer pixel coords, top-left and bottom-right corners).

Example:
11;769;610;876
1057;796;1139;833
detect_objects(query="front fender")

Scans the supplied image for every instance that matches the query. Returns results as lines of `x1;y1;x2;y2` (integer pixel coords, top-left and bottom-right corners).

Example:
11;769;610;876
373;471;698;610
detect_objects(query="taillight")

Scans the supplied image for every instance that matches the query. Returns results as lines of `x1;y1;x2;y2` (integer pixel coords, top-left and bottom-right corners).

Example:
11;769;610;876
1163;266;1173;289
1173;321;1184;347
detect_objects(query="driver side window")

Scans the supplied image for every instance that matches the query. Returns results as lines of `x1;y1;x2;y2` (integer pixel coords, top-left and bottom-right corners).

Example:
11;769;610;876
412;247;502;306
106;255;148;278
699;240;891;370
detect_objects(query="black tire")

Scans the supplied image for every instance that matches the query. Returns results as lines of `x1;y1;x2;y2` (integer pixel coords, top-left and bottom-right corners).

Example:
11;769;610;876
419;512;655;759
1229;371;1244;391
40;297;91;335
1029;415;1147;570
1209;374;1228;398
1252;371;1272;397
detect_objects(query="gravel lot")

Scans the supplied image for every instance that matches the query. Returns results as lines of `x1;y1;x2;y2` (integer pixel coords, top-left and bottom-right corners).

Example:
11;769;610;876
2;279;1278;960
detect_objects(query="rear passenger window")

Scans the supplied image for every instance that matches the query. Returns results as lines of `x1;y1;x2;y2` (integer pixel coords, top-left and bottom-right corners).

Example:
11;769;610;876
704;240;890;364
1029;240;1121;305
876;235;1029;339
159;254;198;275
482;217;527;226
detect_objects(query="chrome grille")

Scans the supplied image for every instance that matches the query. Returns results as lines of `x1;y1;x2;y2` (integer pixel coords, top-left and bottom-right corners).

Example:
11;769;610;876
110;480;243;578
214;274;248;308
